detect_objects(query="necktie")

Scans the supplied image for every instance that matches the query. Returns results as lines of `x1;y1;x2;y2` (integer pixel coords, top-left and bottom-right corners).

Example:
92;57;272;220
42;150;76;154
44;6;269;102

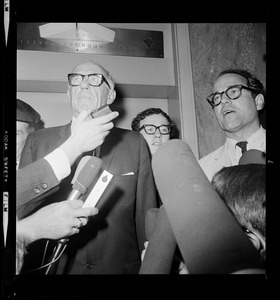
236;141;248;154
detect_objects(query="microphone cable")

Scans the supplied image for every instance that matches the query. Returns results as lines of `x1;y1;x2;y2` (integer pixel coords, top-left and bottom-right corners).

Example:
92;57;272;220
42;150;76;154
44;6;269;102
20;242;67;274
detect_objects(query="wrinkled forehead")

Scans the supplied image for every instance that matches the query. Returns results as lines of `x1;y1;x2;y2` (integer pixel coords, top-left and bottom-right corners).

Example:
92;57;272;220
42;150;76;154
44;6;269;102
72;62;107;76
214;73;247;91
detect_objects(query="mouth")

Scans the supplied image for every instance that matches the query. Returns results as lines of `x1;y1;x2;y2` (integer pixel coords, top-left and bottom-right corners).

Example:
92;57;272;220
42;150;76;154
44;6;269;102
78;96;92;100
152;142;162;146
222;109;236;116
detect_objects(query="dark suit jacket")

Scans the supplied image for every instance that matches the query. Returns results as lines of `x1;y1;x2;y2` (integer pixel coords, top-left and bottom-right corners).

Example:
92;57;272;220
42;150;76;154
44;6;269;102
19;124;158;274
17;158;60;220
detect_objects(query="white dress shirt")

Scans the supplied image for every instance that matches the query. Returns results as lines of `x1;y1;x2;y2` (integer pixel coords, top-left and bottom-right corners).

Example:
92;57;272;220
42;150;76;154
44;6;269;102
199;126;266;182
44;148;71;181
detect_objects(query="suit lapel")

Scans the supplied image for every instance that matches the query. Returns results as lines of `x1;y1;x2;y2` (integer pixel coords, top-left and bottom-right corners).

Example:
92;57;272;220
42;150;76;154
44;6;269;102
57;122;72;147
99;129;119;172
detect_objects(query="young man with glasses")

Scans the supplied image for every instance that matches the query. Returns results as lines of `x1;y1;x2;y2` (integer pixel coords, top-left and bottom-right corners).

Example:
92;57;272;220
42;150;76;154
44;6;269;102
19;61;158;274
199;69;266;181
131;108;176;156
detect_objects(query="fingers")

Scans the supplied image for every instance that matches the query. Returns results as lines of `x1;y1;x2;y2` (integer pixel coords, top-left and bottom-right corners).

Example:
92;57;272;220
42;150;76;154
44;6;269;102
76;217;84;228
75;109;92;122
96;111;119;124
72;207;99;233
78;207;99;218
59;200;98;234
72;215;90;231
64;200;99;217
68;199;84;208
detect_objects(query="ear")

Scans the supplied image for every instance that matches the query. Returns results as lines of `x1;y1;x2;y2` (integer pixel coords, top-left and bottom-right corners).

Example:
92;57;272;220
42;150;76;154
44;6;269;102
255;94;265;111
107;89;116;105
246;231;262;252
67;88;70;103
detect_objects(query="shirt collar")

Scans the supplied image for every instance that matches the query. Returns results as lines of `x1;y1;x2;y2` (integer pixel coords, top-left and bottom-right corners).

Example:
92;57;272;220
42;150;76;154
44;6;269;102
70;116;77;133
225;125;265;145
247;125;265;144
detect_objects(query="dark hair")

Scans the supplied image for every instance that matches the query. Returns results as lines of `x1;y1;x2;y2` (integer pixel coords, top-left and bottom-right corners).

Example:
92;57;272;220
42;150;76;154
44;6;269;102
26;120;44;133
218;69;265;100
212;164;266;238
16;99;44;132
131;108;176;137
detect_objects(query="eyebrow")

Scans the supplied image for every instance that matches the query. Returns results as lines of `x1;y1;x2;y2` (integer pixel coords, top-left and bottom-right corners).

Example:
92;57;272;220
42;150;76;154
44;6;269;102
142;124;170;126
213;83;243;92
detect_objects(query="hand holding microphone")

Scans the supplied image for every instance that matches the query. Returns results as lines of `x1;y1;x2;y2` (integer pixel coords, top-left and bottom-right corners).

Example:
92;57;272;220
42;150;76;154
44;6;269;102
60;108;119;166
45;155;102;274
17;199;99;244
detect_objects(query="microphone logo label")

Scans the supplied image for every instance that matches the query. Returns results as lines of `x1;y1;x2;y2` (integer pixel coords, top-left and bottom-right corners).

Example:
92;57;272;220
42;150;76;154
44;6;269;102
83;170;113;208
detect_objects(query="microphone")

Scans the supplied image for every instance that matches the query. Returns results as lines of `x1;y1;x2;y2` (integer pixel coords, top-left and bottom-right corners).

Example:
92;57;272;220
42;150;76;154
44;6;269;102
139;205;177;274
45;155;102;274
151;139;264;274
67;156;102;200
71;156;91;185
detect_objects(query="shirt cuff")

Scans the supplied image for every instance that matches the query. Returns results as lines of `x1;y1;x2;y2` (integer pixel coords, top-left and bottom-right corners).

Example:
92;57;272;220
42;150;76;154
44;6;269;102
44;148;71;181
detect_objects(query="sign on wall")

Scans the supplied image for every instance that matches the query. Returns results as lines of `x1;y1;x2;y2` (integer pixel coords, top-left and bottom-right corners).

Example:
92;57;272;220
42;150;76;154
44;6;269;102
17;23;164;58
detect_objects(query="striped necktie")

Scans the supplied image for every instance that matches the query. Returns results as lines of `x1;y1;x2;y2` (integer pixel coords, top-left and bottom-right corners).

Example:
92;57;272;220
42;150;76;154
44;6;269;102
236;141;248;154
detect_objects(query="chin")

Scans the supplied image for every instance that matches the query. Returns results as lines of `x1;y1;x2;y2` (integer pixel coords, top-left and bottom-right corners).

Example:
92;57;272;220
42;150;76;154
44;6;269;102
150;147;159;156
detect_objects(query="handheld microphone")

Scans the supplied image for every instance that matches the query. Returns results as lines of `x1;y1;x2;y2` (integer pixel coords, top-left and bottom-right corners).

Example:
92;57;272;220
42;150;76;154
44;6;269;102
45;155;102;274
152;139;264;274
144;207;159;241
67;156;102;200
71;155;91;185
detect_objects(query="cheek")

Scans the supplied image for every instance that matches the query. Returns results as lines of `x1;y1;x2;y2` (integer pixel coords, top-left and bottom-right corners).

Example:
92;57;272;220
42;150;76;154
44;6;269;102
17;135;27;157
214;106;222;118
140;132;152;145
162;135;170;143
17;134;26;146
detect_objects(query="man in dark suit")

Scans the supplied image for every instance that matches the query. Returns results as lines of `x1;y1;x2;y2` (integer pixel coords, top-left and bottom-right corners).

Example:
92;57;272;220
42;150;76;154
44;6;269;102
16;109;117;274
17;109;118;218
19;60;158;274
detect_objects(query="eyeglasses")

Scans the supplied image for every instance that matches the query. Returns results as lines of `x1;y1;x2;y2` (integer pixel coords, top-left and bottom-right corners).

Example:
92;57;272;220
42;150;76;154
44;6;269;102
206;85;255;108
139;124;172;135
68;73;111;89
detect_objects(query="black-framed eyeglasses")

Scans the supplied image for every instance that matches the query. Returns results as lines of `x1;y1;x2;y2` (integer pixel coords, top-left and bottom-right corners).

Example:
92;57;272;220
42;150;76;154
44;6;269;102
139;124;172;135
68;73;111;89
206;85;255;108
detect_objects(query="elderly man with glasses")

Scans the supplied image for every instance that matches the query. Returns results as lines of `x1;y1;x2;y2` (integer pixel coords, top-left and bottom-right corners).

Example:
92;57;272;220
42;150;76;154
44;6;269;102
19;60;157;275
198;68;266;181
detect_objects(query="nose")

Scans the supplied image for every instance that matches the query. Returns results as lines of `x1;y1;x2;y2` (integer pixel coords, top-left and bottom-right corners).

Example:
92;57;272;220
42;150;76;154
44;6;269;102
221;93;231;105
80;76;89;89
220;92;231;105
154;128;162;138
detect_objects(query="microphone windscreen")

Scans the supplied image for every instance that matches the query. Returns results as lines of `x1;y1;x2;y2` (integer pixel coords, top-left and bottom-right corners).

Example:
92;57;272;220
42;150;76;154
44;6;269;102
238;149;266;165
139;205;177;274
145;207;159;240
71;156;91;184
72;156;102;194
152;139;263;274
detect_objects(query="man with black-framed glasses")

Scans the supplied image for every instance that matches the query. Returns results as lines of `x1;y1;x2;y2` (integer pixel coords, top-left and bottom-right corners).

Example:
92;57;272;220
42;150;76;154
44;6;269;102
199;68;266;181
19;60;157;274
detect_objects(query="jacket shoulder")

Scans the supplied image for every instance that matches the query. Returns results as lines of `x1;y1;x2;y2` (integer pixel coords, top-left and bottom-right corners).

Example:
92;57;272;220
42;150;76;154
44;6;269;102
27;124;69;140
